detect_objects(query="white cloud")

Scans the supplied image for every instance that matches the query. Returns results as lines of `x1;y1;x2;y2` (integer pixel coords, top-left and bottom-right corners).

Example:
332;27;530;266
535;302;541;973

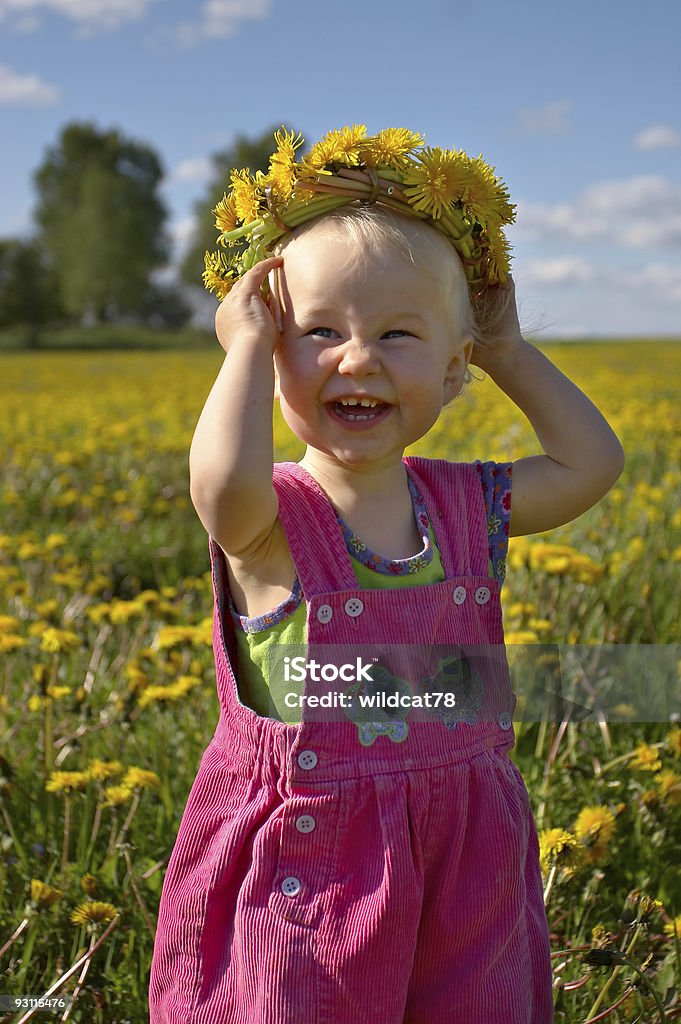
173;0;273;45
0;0;153;31
517;258;681;304
619;262;681;303
516;99;572;135
169;216;196;256
520;258;594;287
514;176;681;249
170;156;214;184
0;63;59;105
14;14;40;30
634;124;681;151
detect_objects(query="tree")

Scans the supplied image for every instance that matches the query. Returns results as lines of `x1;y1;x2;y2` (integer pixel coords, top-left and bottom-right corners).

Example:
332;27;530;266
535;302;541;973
0;238;62;346
180;125;304;289
34;122;169;323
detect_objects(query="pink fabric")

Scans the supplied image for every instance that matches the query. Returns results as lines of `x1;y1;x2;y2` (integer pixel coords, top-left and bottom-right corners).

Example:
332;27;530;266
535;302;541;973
148;458;553;1023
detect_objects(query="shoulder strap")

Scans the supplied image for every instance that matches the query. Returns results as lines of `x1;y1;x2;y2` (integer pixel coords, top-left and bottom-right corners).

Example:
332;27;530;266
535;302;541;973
402;457;489;577
272;462;357;599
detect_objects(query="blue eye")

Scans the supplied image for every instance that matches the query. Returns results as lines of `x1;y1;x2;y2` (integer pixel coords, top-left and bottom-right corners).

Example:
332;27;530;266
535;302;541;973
382;330;410;339
308;327;335;338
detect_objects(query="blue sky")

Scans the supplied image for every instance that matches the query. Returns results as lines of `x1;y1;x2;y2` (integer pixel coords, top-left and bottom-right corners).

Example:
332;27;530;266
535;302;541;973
1;0;680;336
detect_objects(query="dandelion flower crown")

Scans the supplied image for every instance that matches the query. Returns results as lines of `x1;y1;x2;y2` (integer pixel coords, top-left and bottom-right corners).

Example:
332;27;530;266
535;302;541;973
203;125;516;301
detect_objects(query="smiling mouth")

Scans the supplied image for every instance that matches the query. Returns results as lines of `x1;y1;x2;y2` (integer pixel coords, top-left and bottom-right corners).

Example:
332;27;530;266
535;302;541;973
325;399;391;423
327;400;392;423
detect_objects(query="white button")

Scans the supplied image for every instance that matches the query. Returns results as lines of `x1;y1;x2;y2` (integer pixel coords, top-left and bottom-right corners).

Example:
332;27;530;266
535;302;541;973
344;598;364;617
452;586;466;605
498;712;513;731
317;604;333;623
295;815;316;833
281;876;301;897
474;586;491;605
297;750;318;770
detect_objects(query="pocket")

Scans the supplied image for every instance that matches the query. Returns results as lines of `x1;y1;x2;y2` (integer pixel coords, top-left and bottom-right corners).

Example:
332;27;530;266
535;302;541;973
489;749;533;849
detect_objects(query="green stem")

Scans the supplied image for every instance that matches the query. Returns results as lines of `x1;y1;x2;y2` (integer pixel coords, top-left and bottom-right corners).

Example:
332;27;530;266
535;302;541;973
113;790;141;848
60;795;71;887
543;863;558;906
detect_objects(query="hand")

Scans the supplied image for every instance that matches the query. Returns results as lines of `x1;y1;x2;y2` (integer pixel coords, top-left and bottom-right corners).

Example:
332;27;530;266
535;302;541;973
469;274;526;374
214;256;283;355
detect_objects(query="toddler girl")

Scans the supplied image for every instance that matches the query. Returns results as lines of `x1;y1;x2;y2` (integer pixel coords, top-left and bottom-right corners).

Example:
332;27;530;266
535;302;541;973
149;127;624;1024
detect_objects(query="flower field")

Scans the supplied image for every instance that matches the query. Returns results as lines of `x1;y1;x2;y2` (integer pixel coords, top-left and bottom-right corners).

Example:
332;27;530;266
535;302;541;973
1;341;680;1022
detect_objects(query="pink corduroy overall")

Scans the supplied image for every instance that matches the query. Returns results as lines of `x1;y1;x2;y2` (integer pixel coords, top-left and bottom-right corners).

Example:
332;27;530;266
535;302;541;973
148;458;554;1024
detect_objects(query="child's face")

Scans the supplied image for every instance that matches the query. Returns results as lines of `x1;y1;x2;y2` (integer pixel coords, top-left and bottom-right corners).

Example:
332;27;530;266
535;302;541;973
272;221;472;469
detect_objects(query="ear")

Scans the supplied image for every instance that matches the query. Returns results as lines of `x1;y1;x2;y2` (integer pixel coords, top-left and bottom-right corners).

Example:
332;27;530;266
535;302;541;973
442;334;473;404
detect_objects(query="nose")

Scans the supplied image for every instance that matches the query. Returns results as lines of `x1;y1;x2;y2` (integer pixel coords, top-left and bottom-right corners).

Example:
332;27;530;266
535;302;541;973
336;336;381;376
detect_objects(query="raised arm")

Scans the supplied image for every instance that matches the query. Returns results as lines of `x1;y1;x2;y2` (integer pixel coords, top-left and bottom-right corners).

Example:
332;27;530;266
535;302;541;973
189;256;283;556
470;277;625;537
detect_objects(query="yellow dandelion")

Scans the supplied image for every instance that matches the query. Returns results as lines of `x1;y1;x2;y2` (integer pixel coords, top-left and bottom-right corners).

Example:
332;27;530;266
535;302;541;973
611;703;637;720
574;806;617;846
461;154;516;228
538;827;581;874
664;913;681;940
630;743;663;772
212;191;239;234
108;598;146;624
485;230;514;286
265;126;304;202
543;556;571;575
573;806;616;862
528;619;553;634
507;602;538;618
40;627;80;654
46;684;71;700
125;665;149;692
136;685;164;708
28;694;48;712
229;168;262;224
103;784;134;807
302;124;367;173
30;879;63;907
80;874;98;896
505;630;539;645
87;759;124;781
666;727;681;758
656;769;681;807
203;250;237;300
45;770;91;794
638;895;664;921
403;147;471;219
0;614;20;631
0;634;27;652
122;767;160;790
362;127;424;170
156;625;202;649
70;901;118;927
591;924;609;945
44;533;68;550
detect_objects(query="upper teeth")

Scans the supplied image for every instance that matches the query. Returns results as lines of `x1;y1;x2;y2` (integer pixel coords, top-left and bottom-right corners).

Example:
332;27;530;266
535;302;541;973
339;398;378;407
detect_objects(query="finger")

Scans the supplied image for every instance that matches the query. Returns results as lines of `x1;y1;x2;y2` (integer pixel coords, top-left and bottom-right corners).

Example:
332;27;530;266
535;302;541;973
238;256;283;295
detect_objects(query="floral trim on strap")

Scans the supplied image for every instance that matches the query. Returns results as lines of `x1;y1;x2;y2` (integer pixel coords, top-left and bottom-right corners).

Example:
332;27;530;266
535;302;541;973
335;474;433;575
229;576;304;635
473;460;512;583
